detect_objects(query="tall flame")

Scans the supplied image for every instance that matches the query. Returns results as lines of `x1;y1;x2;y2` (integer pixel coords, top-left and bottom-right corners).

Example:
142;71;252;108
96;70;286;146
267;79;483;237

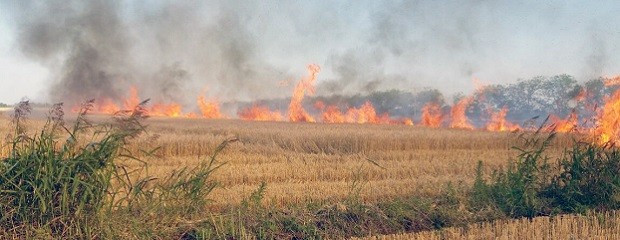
449;97;474;129
123;86;141;110
485;107;520;132
197;95;225;119
596;90;620;144
421;103;443;128
289;64;321;122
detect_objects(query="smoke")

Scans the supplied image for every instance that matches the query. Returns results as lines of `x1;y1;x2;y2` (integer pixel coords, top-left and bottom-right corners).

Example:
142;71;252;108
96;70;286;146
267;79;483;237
7;0;288;106
11;0;131;104
3;0;619;106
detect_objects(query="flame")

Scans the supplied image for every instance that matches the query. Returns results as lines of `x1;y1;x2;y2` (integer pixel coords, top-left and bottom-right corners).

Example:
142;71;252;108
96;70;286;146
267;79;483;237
549;111;578;133
97;98;121;114
485;107;520;132
402;118;414;126
197;95;224;119
596;89;620;144
421;103;443;128
322;105;347;123
317;100;401;125
238;105;283;121
123;87;141;110
449;97;474;129
289;64;320;122
346;101;391;124
67;66;620;139
150;103;183;117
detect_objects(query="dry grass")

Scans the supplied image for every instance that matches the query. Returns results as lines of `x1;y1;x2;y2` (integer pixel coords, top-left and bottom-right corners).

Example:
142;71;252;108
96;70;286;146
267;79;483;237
0;114;575;209
357;211;620;239
36;115;574;208
0;112;600;238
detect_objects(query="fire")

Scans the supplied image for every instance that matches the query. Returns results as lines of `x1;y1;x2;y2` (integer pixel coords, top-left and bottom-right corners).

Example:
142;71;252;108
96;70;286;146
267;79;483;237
123;87;141;110
197;95;225;119
79;87;187;117
150;103;183;117
596;89;620;144
346;101;391;124
317;100;400;124
238;105;283;121
288;64;320;122
421;103;443;128
449;97;474;129
485;107;520;132
322;105;347;123
67;66;620;142
402;118;414;126
550;111;578;133
97;98;121;114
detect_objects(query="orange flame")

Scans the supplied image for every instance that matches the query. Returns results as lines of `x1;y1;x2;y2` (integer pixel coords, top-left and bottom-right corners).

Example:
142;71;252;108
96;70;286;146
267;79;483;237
317;100;401;125
197;95;225;119
449;97;474;129
289;64;321;122
345;101;391;124
402;118;414;126
97;98;121;114
322;105;347;123
485;107;520;132
421;103;443;128
549;111;578;133
150;103;183;117
238;105;283;121
596;90;620;144
123;87;141;110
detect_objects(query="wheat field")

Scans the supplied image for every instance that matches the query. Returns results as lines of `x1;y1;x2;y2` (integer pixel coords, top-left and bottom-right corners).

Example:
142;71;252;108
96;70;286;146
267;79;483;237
105;116;572;208
0;114;573;208
357;211;620;240
1;112;592;238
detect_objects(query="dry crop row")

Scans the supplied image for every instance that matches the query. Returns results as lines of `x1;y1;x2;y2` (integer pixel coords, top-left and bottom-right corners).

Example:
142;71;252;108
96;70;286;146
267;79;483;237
0;115;574;208
358;211;620;239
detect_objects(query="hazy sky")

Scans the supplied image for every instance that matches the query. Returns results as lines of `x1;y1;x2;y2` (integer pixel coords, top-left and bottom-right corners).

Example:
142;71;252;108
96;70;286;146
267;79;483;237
0;0;619;104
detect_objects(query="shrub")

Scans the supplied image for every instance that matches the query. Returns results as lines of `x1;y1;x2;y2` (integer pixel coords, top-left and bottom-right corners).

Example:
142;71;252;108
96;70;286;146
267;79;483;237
545;142;620;213
0;100;147;237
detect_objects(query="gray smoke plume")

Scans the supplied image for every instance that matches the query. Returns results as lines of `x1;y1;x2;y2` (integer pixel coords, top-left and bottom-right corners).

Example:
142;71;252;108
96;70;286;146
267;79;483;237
7;0;288;107
3;0;619;107
12;0;131;104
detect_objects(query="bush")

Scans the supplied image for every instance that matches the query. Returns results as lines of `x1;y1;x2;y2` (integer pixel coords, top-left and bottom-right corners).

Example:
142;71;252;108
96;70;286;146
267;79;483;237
0;100;147;237
545;142;620;213
0;100;229;238
473;127;620;219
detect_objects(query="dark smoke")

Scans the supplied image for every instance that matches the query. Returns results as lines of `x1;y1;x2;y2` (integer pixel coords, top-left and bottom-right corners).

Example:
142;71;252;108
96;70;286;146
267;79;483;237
4;0;619;107
8;0;288;107
13;0;131;104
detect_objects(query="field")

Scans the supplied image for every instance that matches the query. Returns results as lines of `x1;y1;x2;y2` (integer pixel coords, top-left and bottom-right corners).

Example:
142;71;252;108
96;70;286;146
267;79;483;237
0;110;615;239
358;211;620;239
122;118;571;208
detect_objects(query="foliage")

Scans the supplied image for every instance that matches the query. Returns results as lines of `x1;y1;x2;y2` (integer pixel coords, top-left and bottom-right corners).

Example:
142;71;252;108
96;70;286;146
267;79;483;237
472;128;620;219
0;100;147;237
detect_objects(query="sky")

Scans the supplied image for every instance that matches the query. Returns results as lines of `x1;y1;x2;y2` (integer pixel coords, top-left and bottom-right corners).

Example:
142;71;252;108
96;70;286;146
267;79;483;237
0;0;619;105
